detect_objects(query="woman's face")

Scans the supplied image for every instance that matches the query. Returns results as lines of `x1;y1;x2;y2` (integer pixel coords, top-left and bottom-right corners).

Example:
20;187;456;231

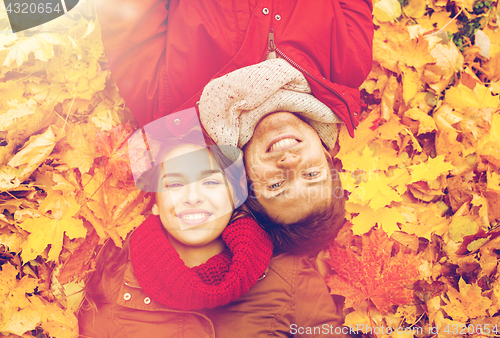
152;144;234;247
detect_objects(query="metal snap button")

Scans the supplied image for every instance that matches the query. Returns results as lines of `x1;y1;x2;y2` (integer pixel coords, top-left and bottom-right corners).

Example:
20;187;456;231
123;293;131;301
275;14;281;21
262;8;269;15
174;118;181;125
144;297;151;304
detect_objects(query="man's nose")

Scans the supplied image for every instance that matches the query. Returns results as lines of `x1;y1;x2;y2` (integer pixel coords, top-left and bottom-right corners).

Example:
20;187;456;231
276;152;300;169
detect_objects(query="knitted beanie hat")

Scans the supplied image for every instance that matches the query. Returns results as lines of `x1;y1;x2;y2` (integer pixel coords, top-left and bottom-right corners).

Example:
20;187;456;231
198;58;342;150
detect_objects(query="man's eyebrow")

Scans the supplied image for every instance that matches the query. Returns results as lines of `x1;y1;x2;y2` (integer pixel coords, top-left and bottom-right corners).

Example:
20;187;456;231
305;176;328;186
267;189;290;200
265;176;329;200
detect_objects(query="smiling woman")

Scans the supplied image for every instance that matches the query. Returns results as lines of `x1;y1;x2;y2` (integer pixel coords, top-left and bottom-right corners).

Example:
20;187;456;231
152;144;234;267
79;110;349;337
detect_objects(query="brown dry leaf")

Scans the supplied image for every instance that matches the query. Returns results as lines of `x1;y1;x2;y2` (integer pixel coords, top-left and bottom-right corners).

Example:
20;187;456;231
7;127;56;186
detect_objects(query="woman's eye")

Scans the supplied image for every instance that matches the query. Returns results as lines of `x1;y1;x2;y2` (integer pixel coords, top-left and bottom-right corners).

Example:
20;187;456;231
166;182;183;189
268;181;283;190
203;180;221;185
305;171;320;179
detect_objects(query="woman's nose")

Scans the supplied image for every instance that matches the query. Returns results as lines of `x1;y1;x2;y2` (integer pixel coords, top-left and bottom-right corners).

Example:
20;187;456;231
183;182;204;205
276;152;300;169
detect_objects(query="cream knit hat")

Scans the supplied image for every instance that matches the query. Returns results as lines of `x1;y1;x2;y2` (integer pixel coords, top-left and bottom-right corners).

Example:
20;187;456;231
198;58;342;150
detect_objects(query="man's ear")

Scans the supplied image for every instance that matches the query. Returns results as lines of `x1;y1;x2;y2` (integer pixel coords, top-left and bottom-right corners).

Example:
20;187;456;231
323;148;333;162
152;203;159;215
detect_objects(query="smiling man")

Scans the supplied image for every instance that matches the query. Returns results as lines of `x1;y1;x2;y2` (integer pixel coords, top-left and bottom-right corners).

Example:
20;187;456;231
243;112;333;223
199;58;346;254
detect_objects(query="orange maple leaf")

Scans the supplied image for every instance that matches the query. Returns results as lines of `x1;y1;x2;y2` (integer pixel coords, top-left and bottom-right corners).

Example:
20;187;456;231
326;228;421;313
95;124;134;182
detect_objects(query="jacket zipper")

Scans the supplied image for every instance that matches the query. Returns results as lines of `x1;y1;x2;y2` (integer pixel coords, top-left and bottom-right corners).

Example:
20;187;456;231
266;29;356;129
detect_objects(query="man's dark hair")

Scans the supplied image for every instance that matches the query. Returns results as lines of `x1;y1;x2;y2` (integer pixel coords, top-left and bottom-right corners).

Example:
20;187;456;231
245;157;346;255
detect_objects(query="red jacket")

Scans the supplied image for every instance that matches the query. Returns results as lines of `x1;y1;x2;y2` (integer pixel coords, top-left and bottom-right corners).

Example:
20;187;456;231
96;0;373;137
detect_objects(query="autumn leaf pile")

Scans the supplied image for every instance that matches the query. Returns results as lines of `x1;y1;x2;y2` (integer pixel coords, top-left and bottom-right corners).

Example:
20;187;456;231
0;0;499;336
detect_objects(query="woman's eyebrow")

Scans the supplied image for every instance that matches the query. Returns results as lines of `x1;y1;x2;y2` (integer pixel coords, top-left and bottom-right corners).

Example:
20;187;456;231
163;169;223;179
200;169;222;176
162;173;182;179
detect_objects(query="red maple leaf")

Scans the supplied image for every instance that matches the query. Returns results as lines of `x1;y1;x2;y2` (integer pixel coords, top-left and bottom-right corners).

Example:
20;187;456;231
95;123;134;182
326;228;421;313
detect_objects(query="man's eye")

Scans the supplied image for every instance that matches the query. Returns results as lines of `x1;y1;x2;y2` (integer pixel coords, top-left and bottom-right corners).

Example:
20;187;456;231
305;171;320;179
268;181;283;190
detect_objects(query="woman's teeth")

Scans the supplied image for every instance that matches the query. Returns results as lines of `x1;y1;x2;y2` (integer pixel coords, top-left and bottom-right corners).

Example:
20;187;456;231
269;138;299;152
180;214;209;220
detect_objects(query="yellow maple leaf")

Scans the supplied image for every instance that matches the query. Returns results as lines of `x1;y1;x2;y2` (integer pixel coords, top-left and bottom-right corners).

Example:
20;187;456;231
445;82;500;109
477;114;500;167
0;263;42;336
398;202;450;239
373;0;402;22
377;116;423;152
408;155;455;183
0;98;37;131
33;298;79;338
401;66;421;105
405;107;438;135
403;0;426;18
90;100;119;131
442;278;492;322
448;216;479;243
61;123;96;174
487;171;500;191
2;33;65;68
340;145;385;172
374;25;435;73
417;11;459;34
426;42;464;94
342;169;403;210
19;203;86;262
338;113;379;157
346;202;403;235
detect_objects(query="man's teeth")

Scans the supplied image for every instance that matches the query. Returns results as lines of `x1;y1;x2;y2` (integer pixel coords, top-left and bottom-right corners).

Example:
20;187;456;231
180;214;209;220
269;138;299;152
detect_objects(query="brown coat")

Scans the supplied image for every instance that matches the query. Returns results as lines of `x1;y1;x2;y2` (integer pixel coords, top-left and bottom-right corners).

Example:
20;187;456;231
79;253;348;338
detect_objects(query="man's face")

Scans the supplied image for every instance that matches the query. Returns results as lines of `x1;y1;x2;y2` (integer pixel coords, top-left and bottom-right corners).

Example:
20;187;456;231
243;112;332;224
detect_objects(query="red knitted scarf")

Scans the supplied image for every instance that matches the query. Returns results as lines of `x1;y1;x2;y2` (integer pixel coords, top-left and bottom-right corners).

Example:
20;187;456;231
130;215;273;311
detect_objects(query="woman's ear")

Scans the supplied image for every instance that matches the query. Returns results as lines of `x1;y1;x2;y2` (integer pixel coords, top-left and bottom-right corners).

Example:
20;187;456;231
152;203;159;215
237;173;248;206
